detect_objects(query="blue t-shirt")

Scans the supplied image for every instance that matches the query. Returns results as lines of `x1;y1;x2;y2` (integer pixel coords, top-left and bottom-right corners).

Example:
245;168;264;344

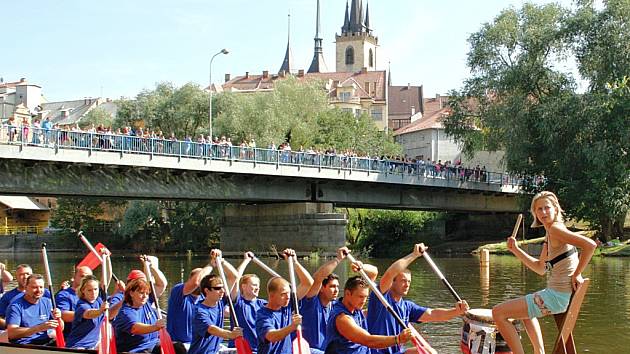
66;298;104;349
55;287;78;335
229;295;267;351
108;292;124;307
300;295;334;350
113;301;159;353
323;299;368;354
366;289;427;354
6;296;54;345
256;305;293;354
0;288;51;317
188;300;225;354
166;283;202;344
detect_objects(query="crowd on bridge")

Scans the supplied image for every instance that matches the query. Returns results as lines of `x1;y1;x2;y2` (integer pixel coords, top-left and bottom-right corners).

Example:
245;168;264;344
1;120;534;187
0;192;596;354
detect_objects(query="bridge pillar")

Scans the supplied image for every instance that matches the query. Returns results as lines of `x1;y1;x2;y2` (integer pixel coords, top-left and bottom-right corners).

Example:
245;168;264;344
220;203;347;256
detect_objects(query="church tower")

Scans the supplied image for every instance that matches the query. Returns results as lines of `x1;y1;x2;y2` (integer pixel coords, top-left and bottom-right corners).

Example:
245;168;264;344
335;0;377;73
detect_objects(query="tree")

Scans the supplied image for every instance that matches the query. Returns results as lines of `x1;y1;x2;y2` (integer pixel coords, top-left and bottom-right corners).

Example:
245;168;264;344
115;82;209;138
214;76;401;156
443;2;630;240
80;107;115;129
50;197;105;233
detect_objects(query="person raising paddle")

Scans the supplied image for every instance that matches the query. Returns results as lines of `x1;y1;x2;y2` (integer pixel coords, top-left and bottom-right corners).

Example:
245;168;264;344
166;252;213;351
323;259;414;354
299;246;349;353
367;243;469;354
492;191;596;354
255;248;314;354
5;274;63;345
189;249;243;354
227;252;269;352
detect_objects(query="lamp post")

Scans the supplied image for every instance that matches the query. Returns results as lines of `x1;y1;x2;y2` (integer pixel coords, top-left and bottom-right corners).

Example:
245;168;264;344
209;48;229;139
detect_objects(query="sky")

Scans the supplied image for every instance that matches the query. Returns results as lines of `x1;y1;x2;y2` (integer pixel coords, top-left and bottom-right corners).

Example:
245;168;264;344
2;0;575;102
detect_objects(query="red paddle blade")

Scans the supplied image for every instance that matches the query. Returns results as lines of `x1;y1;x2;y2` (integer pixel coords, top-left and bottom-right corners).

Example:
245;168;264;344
99;320;117;354
292;330;310;354
109;323;117;354
159;328;176;354
78;242;107;270
54;319;66;348
408;323;435;354
235;336;253;354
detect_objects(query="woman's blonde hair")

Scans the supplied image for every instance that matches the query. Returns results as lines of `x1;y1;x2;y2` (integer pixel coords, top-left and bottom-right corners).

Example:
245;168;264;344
530;191;564;227
78;275;99;300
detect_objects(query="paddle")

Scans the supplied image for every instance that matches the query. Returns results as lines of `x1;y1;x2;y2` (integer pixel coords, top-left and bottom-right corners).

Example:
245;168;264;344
422;252;463;302
78;231;120;283
142;258;176;354
41;243;66;348
98;253;117;354
250;254;282;278
511;213;523;239
216;255;253;354
286;255;310;354
345;253;434;354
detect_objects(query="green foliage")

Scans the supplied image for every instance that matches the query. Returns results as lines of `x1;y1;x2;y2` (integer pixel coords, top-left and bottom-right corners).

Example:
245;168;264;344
443;1;630;240
117;200;161;240
214;77;327;145
355;210;441;257
165;201;223;250
115;200;223;250
214;76;401;156
115;82;209;138
80;107;115;129
50;198;105;233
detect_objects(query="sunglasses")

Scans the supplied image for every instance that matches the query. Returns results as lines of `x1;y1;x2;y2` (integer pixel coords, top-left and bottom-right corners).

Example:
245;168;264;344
208;286;224;291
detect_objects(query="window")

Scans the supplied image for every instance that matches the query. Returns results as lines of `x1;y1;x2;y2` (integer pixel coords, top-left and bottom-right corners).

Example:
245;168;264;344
371;107;382;120
339;92;351;102
345;46;355;65
369;49;374;67
341;108;353;114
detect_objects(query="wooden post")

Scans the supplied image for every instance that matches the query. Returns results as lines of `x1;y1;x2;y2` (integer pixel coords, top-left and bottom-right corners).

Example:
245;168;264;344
552;278;590;354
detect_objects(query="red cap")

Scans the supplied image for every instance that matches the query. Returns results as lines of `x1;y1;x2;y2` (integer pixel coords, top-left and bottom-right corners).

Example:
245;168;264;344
126;269;146;281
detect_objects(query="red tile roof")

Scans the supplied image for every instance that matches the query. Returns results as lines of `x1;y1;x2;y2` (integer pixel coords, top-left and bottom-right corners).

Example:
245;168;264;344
393;106;451;135
221;70;387;101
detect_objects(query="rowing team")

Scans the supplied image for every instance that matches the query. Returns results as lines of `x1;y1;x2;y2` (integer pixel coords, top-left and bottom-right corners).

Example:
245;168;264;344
0;245;468;354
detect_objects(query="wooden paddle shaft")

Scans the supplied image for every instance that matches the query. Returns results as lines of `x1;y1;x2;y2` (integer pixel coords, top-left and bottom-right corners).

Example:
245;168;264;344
511;214;523;238
287;256;301;315
251;256;282;278
216;255;241;328
345;253;409;329
422;252;462;302
143;259;164;319
41;243;58;308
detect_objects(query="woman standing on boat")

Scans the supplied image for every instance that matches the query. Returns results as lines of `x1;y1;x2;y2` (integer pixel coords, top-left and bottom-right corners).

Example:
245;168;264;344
492;191;597;354
113;278;164;353
66;275;108;349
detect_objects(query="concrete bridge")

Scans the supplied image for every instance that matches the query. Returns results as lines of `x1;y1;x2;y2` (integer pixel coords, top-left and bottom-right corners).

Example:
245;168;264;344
0;129;525;213
0;128;530;254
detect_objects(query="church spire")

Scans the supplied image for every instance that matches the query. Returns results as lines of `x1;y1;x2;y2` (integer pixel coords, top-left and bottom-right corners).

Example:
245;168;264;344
308;0;327;73
341;0;350;33
364;1;371;32
279;13;293;74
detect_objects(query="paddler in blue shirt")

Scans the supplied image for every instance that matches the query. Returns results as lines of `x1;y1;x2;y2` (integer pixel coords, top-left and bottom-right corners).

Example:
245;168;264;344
366;243;469;354
299;246;349;353
323;262;414;354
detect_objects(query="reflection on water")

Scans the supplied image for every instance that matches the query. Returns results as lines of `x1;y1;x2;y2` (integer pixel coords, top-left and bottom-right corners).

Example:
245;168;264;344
1;252;629;353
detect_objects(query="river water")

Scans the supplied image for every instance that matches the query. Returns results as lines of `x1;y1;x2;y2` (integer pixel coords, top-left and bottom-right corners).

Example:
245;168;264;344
1;252;628;353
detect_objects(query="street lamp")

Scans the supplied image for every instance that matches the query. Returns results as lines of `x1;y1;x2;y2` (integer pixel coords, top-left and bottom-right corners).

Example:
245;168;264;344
209;48;229;139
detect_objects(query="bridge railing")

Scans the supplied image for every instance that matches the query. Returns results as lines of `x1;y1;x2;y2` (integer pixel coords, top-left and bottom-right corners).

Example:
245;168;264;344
0;126;533;188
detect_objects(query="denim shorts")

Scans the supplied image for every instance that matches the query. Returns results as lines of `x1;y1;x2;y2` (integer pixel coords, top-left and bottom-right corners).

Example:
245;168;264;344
525;288;571;318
